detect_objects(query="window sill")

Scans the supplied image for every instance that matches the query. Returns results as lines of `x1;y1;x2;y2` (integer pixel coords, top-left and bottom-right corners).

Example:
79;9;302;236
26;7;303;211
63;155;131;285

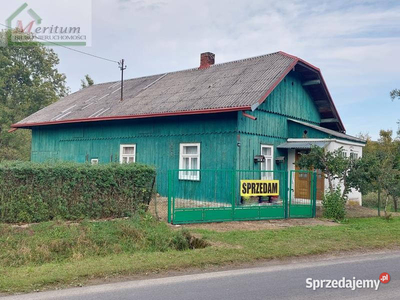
178;177;201;182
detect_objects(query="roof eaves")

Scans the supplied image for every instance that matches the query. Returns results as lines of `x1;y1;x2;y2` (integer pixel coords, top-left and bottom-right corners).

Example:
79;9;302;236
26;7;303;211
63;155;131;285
11;106;252;129
288;119;365;143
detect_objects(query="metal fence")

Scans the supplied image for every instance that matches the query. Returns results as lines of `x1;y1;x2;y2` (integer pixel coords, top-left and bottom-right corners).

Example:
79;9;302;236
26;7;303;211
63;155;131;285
167;169;317;224
289;170;317;218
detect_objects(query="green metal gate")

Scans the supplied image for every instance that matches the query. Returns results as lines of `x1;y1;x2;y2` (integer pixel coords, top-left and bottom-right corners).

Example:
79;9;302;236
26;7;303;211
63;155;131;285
288;170;317;218
167;169;317;224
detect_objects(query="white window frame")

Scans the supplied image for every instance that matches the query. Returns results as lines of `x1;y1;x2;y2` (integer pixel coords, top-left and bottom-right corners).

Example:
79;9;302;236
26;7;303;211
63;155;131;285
120;144;136;164
91;158;99;165
179;143;200;181
261;144;274;180
350;152;359;160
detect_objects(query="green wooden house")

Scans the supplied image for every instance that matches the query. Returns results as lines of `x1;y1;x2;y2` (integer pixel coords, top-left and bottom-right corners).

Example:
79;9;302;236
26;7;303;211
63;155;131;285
12;51;365;204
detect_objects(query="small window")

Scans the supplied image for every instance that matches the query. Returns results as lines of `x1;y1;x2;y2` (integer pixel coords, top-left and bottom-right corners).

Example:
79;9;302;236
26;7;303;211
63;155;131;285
91;158;99;165
179;143;200;180
120;144;136;164
261;145;274;180
341;151;348;158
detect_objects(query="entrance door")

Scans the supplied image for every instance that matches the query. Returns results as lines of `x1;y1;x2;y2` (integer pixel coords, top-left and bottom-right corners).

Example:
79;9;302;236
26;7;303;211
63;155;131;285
295;150;311;199
294;150;324;200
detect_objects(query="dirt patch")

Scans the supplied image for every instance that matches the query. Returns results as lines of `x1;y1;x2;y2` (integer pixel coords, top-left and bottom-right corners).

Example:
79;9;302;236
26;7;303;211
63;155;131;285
176;218;338;232
151;196;338;231
149;197;400;229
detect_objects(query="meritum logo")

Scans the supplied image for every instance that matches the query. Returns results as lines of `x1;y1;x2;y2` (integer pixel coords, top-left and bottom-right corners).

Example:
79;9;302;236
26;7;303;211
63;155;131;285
3;1;92;47
306;277;381;291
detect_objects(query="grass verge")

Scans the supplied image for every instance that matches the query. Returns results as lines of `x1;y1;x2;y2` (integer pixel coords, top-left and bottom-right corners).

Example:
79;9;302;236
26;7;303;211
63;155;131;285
1;217;400;293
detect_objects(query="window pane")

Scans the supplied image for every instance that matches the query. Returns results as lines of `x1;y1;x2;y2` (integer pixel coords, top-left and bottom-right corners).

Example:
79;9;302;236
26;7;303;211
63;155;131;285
122;157;128;163
128;157;135;163
184;146;198;155
262;147;272;156
123;147;135;155
191;157;198;169
350;153;358;160
182;157;190;169
266;159;272;171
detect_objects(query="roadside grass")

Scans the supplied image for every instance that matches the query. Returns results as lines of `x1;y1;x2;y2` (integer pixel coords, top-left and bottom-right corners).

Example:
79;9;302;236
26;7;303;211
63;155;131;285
1;217;400;293
0;214;195;270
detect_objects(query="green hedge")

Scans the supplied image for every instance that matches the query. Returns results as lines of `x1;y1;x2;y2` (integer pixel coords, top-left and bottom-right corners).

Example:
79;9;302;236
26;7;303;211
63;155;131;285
0;161;156;223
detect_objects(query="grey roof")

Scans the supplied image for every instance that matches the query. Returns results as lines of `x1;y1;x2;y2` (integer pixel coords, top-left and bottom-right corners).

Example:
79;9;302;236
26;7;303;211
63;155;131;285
288;119;365;143
15;52;297;127
277;141;329;149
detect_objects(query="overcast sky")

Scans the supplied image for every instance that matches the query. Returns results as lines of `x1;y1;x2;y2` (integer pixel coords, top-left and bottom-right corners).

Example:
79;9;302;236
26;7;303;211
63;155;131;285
4;0;400;139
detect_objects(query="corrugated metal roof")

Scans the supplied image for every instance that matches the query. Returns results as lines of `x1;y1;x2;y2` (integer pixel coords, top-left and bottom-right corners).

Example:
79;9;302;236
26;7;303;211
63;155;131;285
14;52;297;127
13;51;345;133
288;119;365;143
277;141;329;149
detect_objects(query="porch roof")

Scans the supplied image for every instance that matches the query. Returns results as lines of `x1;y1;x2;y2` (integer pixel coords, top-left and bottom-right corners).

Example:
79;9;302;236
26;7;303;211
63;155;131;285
277;141;328;149
288;119;365;143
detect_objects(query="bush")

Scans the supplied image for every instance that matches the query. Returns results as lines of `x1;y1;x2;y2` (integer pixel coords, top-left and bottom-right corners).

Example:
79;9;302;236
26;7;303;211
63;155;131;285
0;161;156;223
322;188;346;221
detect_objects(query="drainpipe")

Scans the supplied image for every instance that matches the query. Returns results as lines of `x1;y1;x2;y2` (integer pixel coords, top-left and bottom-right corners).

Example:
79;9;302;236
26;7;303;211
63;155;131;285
242;111;257;120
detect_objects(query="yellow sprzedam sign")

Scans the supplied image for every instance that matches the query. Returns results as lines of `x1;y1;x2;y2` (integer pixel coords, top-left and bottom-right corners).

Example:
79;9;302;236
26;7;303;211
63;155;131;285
240;180;279;196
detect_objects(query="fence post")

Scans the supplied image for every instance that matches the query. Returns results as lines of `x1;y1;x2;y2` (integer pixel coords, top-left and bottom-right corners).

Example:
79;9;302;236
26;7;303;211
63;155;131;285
167;170;172;224
312;171;317;218
284;171;288;219
288;170;293;218
231;169;236;220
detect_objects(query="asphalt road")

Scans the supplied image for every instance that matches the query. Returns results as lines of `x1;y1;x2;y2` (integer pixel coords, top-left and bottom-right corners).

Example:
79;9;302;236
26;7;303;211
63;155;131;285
3;251;399;300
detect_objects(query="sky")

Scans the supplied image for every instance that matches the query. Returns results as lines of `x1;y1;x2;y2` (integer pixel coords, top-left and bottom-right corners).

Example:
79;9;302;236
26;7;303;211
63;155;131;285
2;0;400;139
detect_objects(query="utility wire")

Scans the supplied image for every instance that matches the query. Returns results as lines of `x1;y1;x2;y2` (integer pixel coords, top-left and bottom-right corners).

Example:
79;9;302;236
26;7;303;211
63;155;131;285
0;22;119;64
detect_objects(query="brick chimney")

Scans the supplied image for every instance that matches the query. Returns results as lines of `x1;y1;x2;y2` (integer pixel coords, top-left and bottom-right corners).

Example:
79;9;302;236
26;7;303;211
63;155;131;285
199;52;215;69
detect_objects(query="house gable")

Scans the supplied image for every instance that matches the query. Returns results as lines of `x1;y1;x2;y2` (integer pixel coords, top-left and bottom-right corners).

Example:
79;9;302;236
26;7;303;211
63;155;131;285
236;69;332;171
237;71;321;139
257;71;321;124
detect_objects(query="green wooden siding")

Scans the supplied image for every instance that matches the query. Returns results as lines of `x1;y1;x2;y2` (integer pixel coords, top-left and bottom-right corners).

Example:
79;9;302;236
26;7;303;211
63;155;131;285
31;113;238;196
256;71;321;124
237;71;324;173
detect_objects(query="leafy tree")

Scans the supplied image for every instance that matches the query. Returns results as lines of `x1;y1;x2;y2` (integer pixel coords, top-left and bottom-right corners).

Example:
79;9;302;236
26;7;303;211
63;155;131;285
296;146;355;199
351;130;400;214
80;74;94;89
391;89;400;135
377;130;400;213
390;89;400;100
0;29;68;160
